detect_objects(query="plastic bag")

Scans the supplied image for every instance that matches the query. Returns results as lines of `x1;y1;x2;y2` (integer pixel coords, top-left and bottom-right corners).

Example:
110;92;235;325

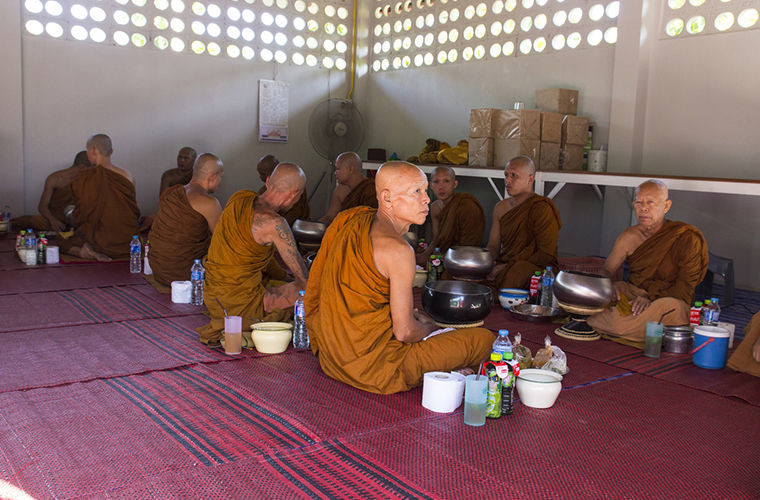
513;332;533;369
533;335;553;368
543;345;569;375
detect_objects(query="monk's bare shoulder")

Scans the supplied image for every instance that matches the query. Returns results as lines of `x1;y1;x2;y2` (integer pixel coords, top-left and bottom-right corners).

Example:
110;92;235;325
612;225;647;255
372;230;414;278
430;200;444;218
109;165;135;185
333;184;351;202
47;167;82;188
492;198;514;220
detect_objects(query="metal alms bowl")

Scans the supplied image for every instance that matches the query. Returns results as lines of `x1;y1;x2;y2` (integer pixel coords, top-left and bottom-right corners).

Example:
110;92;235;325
443;246;494;281
554;270;615;309
403;231;418;247
421;280;493;325
292;219;327;245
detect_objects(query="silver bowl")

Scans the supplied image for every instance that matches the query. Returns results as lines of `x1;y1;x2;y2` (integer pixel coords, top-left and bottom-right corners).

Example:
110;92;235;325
292;219;327;245
421;280;493;325
443;246;493;281
510;303;560;323
554;270;615;310
64;204;75;226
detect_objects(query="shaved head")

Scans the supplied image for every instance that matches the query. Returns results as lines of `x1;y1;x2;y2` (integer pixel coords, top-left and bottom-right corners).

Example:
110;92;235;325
375;161;430;227
193;153;223;178
506;155;536;176
257;154;279;182
376;161;424;195
634;179;668;200
180;146;197;157
432;165;456;181
268;162;306;193
336;151;361;172
73;150;90;167
86;134;113;157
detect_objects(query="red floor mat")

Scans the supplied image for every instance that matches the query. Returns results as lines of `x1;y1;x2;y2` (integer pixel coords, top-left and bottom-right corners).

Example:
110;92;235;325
0;264;145;295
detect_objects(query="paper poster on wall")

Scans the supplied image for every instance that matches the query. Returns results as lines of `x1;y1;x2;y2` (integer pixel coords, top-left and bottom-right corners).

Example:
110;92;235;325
258;79;289;143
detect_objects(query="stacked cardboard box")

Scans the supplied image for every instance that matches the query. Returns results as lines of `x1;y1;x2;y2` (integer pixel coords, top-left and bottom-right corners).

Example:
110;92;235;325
535;88;589;170
535;88;579;115
561;115;590;171
468;108;496;167
468;108;541;167
539;111;563;170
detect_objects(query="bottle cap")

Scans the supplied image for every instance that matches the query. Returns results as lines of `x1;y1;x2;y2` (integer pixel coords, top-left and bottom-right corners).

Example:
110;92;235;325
546;266;552;271
132;235;138;239
704;299;711;305
490;352;502;361
504;351;514;360
711;297;718;303
534;271;541;275
498;329;509;336
299;290;305;296
695;301;703;307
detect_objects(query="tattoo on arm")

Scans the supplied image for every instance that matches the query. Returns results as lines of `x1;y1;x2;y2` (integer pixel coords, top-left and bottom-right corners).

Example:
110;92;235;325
275;220;296;248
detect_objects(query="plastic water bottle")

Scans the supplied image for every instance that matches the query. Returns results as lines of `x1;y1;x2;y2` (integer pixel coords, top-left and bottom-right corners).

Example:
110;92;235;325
2;205;10;221
706;297;720;325
190;259;204;305
492;329;513;355
16;230;25;252
700;299;712;325
129;235;142;273
540;266;555;308
143;242;152;275
293;290;309;349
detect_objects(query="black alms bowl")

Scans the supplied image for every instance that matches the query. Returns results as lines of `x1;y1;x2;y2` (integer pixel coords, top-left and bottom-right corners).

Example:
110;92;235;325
292;219;327;245
443;246;494;280
421;280;493;325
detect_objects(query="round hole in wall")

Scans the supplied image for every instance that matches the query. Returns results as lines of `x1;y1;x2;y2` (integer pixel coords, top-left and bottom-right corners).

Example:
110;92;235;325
226;44;240;57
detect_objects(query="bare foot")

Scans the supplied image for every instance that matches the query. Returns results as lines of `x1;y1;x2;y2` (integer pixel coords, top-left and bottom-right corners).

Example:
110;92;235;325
80;243;112;262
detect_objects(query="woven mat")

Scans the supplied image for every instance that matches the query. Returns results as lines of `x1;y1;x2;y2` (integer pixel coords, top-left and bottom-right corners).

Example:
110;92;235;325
0;264;145;295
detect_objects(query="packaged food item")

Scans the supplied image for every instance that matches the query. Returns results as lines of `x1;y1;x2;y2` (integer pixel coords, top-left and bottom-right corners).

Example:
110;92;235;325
533;335;554;368
513;332;533;369
543;344;569;375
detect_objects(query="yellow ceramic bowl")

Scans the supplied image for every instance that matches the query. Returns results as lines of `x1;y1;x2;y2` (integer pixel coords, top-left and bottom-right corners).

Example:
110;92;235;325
251;322;293;354
413;269;428;288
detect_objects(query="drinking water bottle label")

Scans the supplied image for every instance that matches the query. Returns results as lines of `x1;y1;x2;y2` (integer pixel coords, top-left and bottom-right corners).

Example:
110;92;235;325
191;270;203;281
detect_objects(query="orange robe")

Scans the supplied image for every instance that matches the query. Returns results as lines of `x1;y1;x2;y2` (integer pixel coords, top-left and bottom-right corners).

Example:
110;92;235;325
258;186;310;226
589;221;709;345
727;312;760;378
59;166;140;259
196;190;292;345
305;207;494;394
435;192;486;251
11;184;73;232
148;185;212;286
493;194;561;289
340;178;378;210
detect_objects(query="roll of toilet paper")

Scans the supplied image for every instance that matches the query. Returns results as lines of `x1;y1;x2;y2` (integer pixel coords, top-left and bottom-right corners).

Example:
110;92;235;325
46;246;60;264
421;371;466;413
171;280;192;304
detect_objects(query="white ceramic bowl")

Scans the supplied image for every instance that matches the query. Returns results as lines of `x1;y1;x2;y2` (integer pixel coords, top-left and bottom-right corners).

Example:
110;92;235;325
516;368;563;409
251;322;293;354
498;288;530;310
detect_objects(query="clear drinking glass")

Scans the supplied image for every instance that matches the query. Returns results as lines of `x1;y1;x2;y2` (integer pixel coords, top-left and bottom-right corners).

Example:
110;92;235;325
643;321;663;358
464;374;488;426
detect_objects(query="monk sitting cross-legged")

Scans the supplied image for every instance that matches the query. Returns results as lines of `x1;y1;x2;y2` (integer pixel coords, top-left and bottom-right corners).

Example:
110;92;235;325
148;153;224;286
319;151;377;225
305;161;494;395
256;153;310;226
59;134;140;262
486;156;561;290
197;163;310;345
159;147;197;197
588;180;709;347
416;165;485;267
11;150;92;233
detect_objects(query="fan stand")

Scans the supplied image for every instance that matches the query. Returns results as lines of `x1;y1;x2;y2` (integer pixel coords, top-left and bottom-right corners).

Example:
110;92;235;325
554;301;603;341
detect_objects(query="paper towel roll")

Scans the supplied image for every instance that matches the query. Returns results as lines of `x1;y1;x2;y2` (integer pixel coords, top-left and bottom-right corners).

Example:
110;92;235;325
421;371;466;413
171;280;192;304
46;246;59;264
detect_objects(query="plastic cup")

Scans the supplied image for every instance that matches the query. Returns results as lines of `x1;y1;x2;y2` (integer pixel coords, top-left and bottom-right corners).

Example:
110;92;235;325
643;321;663;358
463;374;488;427
224;316;242;355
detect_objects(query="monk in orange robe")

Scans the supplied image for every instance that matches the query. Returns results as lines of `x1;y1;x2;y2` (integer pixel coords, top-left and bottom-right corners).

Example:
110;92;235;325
416;166;485;266
59;134;140;261
197;163;309;345
486;156;561;289
727;312;760;378
320;151;377;224
256;154;310;226
148;153;224;286
306;161;493;395
11;151;91;232
588;180;708;346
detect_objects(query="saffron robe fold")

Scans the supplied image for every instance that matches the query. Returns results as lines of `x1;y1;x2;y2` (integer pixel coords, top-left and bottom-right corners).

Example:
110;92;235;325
589;220;708;345
258;186;310;226
196;190;291;345
11;184;74;232
59;166;139;259
148;185;212;286
340;178;378;211
493;194;561;289
435;192;486;251
727;312;760;378
305;207;494;395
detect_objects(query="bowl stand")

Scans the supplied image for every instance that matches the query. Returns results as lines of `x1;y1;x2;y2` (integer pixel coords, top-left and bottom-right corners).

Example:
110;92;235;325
554;300;603;341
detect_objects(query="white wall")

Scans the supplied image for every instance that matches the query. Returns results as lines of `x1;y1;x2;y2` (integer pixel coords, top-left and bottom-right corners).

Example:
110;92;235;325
0;2;24;215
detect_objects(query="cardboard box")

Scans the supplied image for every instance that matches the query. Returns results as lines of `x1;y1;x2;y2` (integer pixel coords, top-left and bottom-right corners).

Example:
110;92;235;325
536;88;579;115
562;115;590;146
492;109;541;140
540;112;563;143
468;137;493;166
469;108;497;138
494;138;540;167
539;142;561;171
562;144;585;171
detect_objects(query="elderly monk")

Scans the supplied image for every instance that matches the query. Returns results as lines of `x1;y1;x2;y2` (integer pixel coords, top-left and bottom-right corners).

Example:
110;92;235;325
148;153;224;286
11;151;92;232
159;147;197;196
256;153;310;226
197;163;309;345
416;165;485;266
588;180;708;346
727;312;760;378
59;134;140;261
319;151;377;224
486;156;561;289
306;161;494;394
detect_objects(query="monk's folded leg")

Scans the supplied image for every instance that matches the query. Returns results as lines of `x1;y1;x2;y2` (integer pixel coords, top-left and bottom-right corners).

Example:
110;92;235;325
10;215;52;232
727;312;760;378
263;281;301;313
588;297;688;347
498;260;541;289
399;328;494;389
